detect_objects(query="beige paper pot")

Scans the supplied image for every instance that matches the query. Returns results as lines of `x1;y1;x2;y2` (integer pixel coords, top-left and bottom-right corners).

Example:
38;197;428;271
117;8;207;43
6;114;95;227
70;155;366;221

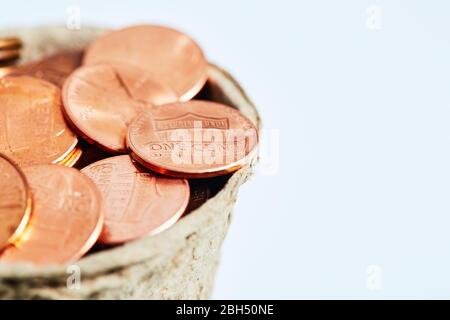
0;27;260;299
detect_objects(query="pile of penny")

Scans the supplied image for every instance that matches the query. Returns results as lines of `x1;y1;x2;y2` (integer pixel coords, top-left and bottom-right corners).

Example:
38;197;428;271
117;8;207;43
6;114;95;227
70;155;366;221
0;25;258;266
0;37;21;66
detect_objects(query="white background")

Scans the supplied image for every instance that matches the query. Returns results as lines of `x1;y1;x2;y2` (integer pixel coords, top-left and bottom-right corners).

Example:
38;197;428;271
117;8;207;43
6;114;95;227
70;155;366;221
2;0;450;299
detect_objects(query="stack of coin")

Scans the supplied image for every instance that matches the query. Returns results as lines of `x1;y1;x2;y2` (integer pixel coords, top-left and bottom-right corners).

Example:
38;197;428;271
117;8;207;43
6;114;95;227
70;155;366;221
0;37;21;75
0;24;258;266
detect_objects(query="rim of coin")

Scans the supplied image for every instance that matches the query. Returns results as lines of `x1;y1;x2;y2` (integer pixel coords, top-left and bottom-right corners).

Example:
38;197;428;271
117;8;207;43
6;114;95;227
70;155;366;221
126;100;259;178
0;153;32;250
83;24;208;101
0;37;22;50
81;155;190;244
62;63;177;153
0;76;78;166
58;146;83;167
0;165;104;265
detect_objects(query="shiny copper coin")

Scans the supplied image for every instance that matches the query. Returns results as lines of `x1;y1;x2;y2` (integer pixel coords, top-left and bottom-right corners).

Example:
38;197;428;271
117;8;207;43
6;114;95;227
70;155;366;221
0;165;103;265
0;49;20;62
0;76;78;166
58;146;83;167
81;155;189;244
0;154;31;250
6;51;82;88
127;100;259;178
83;25;208;101
62;63;176;153
0;37;22;50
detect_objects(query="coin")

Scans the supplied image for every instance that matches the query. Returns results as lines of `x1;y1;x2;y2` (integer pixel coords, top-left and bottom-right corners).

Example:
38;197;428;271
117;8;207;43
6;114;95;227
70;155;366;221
81;155;189;244
126;100;259;178
62;63;176;153
0;49;20;62
0;165;103;265
0;37;22;50
0;154;32;250
6;51;82;88
0;76;78;166
83;25;208;101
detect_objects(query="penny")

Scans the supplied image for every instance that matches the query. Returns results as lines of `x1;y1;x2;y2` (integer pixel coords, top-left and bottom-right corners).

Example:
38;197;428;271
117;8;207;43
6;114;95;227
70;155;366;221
6;51;82;88
0;76;78;166
0;49;20;62
0;165;103;265
62;63;176;153
81;155;189;244
126;100;259;178
0;37;22;50
58;146;83;167
83;25;207;101
0;154;32;250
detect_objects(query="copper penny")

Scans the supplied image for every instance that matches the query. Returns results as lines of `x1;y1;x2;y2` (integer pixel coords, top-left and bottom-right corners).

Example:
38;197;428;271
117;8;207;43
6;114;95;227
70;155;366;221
83;25;208;101
0;165;103;265
0;76;78;166
127;100;259;178
62;63;176;153
81;155;189;244
0;154;32;250
0;37;22;50
6;51;82;88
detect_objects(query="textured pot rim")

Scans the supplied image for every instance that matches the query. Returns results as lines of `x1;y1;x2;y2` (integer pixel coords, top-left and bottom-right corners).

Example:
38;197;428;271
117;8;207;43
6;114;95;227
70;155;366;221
0;27;261;280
